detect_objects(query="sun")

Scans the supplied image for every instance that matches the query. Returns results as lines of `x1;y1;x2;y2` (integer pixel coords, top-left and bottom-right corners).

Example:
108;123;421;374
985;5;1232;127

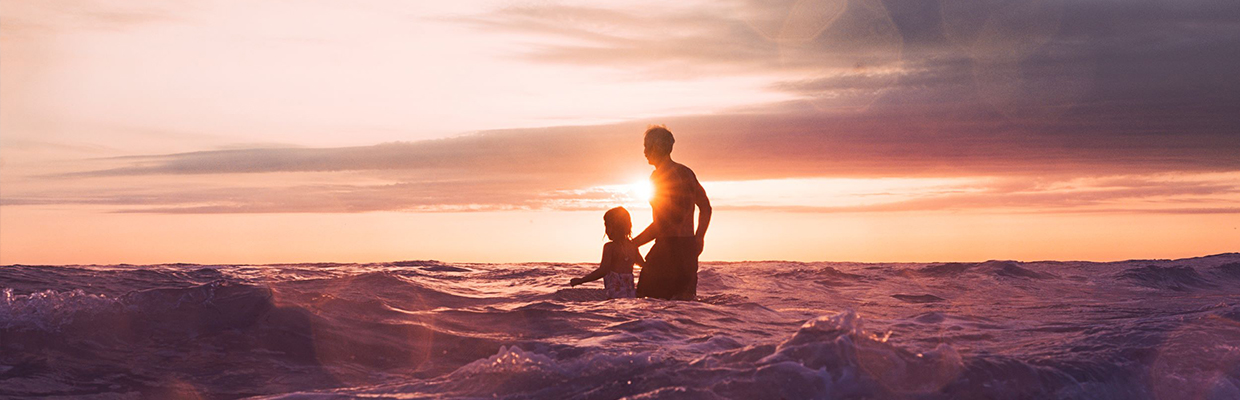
631;178;654;203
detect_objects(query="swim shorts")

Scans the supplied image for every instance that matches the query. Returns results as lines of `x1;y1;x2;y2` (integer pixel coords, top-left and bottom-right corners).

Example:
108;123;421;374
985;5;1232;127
636;236;698;300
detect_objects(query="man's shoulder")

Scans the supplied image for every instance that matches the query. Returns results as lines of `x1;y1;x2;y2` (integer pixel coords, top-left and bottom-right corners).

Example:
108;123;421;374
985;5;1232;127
653;161;700;184
671;162;699;181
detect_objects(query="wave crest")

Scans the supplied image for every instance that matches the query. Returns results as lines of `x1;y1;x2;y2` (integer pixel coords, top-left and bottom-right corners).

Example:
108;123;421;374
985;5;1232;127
1119;265;1214;291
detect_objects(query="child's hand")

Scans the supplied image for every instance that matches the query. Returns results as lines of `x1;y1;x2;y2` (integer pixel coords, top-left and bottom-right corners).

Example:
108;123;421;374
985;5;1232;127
569;278;584;287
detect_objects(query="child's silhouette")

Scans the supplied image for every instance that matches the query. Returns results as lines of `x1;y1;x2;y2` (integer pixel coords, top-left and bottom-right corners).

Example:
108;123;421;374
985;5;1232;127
569;207;644;299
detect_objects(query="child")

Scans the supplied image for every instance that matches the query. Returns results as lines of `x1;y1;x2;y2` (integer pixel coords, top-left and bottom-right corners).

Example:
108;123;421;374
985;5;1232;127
569;207;643;299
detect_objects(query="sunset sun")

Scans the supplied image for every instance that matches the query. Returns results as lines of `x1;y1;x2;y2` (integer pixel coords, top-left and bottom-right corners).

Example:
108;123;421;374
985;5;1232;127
632;178;654;203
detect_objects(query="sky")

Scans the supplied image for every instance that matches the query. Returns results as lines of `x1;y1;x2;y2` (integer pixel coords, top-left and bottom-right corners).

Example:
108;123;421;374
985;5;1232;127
1;0;1237;264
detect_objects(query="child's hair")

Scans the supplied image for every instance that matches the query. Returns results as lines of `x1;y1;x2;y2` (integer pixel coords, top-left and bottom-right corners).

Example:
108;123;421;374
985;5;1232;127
603;207;632;241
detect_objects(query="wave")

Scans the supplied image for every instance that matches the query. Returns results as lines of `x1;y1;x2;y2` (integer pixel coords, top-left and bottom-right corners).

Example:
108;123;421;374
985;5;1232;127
309;309;1240;400
773;265;867;287
389;260;470;272
1118;265;1215;291
891;293;946;303
914;262;974;277
552;287;609;302
283;271;506;313
2;280;272;333
1;278;512;398
0;265;228;297
978;260;1057;279
266;311;974;399
1213;262;1240;279
912;261;1055;280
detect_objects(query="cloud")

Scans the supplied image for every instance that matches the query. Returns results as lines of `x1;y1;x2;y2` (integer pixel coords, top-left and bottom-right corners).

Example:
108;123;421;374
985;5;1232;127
8;103;1236;214
458;0;908;78
58;103;1240;180
0;0;181;34
717;175;1240;214
65;124;650;188
10;168;1239;215
460;0;1240;120
4;0;1238;215
0;175;641;214
459;3;774;74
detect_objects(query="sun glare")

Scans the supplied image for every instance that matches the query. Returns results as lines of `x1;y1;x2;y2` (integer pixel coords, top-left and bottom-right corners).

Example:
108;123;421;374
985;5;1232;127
632;179;654;203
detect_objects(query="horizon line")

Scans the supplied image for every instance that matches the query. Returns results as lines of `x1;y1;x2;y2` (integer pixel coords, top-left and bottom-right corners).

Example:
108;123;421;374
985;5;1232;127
5;252;1236;268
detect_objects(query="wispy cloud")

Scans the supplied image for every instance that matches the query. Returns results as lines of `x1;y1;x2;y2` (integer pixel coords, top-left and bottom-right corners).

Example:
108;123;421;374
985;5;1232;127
459;0;907;85
53;105;1240;179
714;174;1240;214
0;0;182;34
7;106;1237;214
9;168;1240;215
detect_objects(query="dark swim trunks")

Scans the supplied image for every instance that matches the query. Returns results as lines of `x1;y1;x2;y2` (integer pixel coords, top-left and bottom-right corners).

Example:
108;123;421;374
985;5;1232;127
636;236;698;300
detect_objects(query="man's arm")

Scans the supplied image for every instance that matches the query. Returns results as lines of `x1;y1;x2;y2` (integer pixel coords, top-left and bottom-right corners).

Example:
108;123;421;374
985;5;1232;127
693;180;711;255
633;223;658;247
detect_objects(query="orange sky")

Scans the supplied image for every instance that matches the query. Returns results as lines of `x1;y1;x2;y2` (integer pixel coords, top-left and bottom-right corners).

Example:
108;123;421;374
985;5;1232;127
1;0;1237;264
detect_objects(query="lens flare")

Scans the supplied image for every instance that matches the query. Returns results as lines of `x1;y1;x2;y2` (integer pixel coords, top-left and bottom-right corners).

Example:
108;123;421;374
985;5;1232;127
632;179;654;203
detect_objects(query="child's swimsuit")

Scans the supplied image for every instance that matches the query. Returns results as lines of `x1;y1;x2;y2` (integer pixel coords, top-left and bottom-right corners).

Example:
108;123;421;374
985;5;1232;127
603;271;636;299
603;244;637;299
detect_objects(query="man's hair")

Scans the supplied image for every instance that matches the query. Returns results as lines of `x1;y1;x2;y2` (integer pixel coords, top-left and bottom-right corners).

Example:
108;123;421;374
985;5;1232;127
644;125;674;153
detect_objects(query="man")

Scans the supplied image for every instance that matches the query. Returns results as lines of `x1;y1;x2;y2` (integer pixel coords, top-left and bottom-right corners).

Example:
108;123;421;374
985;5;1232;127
632;125;711;300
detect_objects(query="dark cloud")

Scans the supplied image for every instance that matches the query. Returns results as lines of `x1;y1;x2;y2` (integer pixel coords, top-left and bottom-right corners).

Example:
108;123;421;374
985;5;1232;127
461;0;1240;124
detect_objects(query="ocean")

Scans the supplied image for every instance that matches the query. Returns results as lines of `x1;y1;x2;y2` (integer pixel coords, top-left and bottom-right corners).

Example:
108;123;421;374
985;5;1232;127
3;254;1239;399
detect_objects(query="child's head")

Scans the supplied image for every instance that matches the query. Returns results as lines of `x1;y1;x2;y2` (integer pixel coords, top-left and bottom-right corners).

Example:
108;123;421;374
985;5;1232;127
603;207;632;241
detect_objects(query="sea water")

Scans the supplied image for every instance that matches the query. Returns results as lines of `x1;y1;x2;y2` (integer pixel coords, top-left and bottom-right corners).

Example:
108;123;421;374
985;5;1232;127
2;254;1239;399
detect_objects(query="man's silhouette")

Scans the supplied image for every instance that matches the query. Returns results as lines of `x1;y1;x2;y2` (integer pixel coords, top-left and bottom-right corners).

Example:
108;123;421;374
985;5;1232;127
633;125;711;300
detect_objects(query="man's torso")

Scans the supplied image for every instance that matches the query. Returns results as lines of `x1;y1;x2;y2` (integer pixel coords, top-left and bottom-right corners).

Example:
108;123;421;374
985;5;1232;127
650;161;698;238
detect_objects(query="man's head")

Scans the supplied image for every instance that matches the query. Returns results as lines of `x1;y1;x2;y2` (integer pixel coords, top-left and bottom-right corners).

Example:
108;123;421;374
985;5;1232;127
643;125;674;166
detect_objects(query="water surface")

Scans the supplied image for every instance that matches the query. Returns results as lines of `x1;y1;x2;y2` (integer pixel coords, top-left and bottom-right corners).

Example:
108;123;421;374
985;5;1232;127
3;254;1239;399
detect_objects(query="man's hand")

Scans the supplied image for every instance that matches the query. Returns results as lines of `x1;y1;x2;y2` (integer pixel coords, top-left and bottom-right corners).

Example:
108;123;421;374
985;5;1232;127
569;278;584;287
696;236;705;256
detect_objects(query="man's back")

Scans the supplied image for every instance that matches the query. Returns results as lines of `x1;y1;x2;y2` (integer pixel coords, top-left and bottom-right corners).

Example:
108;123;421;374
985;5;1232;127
650;161;701;238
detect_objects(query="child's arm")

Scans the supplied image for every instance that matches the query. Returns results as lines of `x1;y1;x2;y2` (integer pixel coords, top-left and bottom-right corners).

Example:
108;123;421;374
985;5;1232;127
631;243;646;267
569;243;614;286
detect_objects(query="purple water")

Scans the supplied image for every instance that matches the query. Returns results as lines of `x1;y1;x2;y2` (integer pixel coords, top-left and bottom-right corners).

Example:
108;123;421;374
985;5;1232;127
3;254;1239;399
